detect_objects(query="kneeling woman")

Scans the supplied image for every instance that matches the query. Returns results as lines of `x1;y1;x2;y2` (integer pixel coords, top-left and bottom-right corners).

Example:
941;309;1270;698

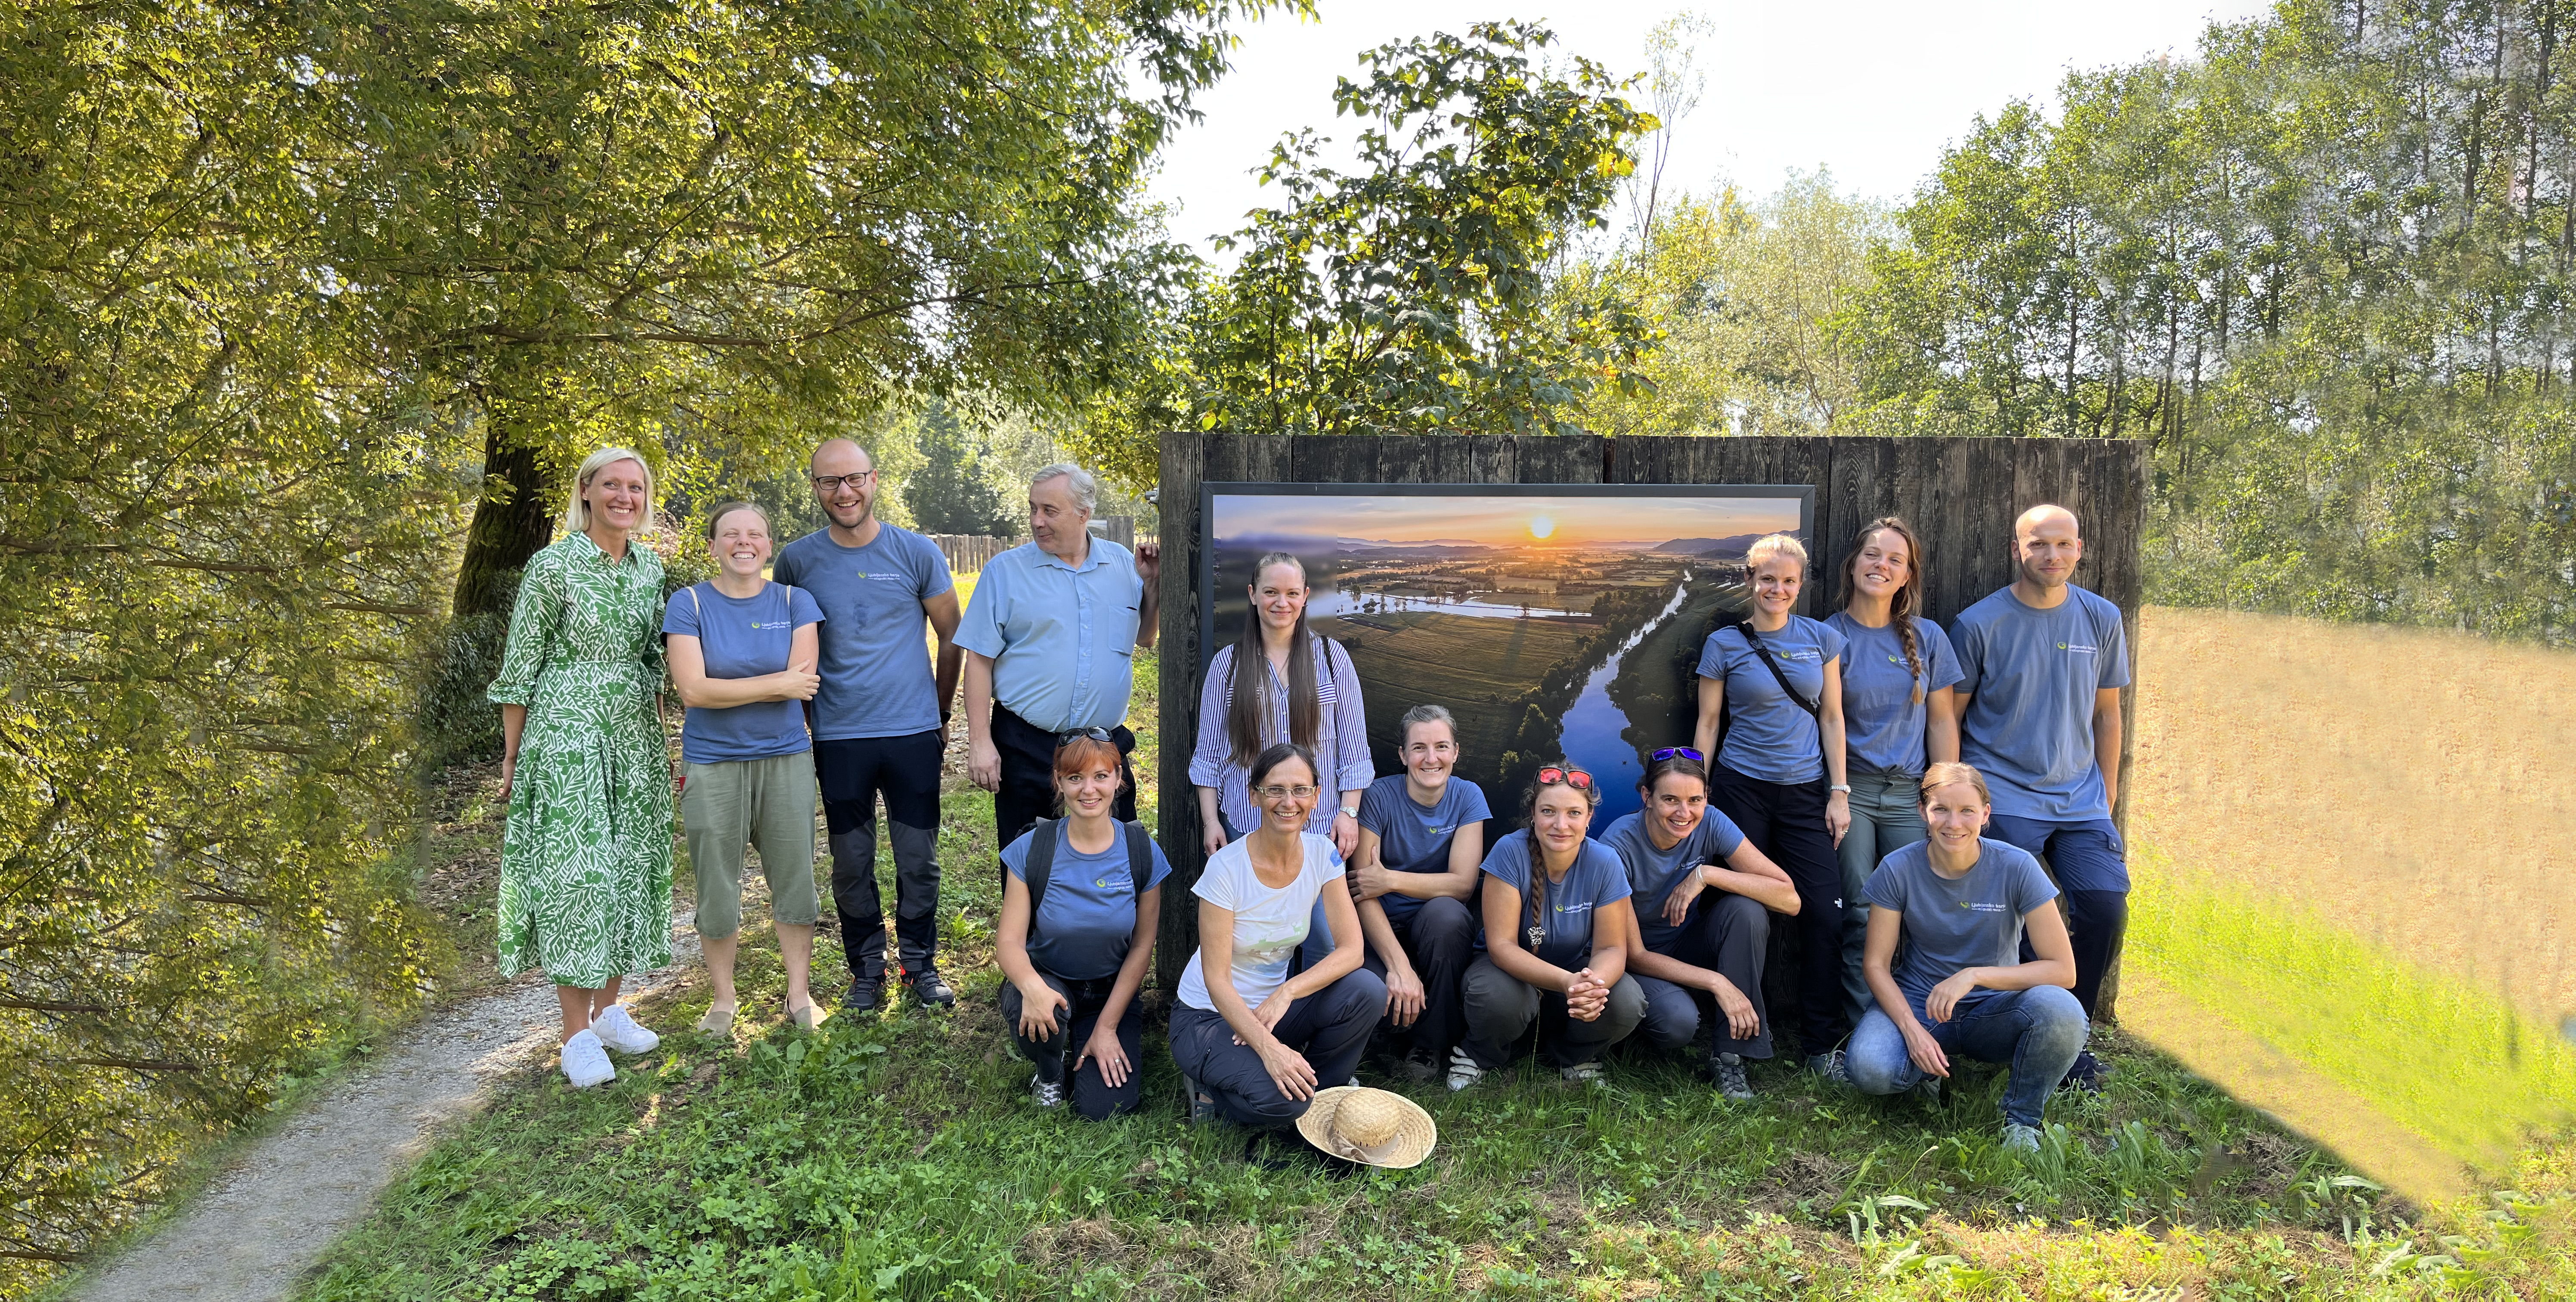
1848;763;2089;1150
996;733;1173;1119
1452;763;1644;1088
1601;749;1802;1100
1171;744;1386;1127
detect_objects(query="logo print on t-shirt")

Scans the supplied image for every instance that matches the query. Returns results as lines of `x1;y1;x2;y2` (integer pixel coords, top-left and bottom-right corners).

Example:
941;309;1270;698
2059;641;2097;654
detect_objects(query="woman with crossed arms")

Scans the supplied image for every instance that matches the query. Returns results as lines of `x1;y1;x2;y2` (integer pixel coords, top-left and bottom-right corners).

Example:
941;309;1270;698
1450;763;1643;1090
1600;748;1802;1101
1170;744;1384;1128
1846;763;2088;1151
995;731;1172;1119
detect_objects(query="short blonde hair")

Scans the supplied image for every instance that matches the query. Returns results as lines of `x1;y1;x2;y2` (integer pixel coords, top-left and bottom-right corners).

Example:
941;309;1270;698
1744;533;1809;575
561;446;657;536
1917;762;1992;808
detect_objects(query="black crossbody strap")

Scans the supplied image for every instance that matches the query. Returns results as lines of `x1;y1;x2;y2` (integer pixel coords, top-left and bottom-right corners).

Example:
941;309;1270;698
1024;818;1059;930
1737;623;1821;719
1121;819;1152;902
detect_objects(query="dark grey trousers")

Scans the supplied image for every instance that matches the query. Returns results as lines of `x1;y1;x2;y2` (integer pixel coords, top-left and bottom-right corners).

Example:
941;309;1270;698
1634;890;1776;1060
816;731;943;980
1458;956;1645;1069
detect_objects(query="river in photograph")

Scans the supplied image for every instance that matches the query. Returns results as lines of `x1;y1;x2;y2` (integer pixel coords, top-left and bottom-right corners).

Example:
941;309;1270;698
1560;582;1691;830
1303;589;1591;621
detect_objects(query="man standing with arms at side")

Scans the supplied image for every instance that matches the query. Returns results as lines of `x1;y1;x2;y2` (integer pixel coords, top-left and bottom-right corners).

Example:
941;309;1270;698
772;439;963;1012
960;462;1160;853
1948;503;2130;1091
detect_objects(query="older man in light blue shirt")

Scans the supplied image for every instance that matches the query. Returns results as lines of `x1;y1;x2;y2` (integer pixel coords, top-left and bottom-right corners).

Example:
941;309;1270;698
960;462;1161;852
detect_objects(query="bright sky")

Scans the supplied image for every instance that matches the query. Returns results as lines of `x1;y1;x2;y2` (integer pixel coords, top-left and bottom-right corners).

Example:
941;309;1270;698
1147;0;2276;259
1215;491;1802;547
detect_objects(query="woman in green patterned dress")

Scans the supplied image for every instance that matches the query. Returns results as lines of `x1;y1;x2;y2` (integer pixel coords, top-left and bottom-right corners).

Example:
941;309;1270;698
489;446;676;1088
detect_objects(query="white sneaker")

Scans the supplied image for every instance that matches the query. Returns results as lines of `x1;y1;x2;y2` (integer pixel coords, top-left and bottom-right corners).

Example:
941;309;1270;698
1446;1047;1486;1092
590;1004;659;1054
560;1029;614;1088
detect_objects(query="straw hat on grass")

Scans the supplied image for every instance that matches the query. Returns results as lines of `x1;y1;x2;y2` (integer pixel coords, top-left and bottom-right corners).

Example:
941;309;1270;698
1295;1086;1437;1169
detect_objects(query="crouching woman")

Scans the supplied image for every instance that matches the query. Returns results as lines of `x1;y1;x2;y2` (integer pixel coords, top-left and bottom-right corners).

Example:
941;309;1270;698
996;732;1172;1118
1846;762;2089;1150
1450;763;1644;1089
1170;743;1385;1126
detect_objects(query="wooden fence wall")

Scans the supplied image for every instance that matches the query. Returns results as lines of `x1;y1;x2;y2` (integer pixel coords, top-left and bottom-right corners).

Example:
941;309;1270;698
924;515;1132;575
1153;433;2150;1012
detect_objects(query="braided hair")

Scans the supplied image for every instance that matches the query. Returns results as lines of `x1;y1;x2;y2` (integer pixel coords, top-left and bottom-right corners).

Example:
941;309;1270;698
1839;516;1929;703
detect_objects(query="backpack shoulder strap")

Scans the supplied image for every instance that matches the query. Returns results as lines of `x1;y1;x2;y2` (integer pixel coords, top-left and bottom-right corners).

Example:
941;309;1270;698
1121;820;1152;902
687;583;702;617
1023;818;1059;930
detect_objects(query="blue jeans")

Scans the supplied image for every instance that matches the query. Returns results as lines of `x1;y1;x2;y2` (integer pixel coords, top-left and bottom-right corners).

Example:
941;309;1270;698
1847;986;2088;1128
1985;814;2129;1019
1835;763;1927;1027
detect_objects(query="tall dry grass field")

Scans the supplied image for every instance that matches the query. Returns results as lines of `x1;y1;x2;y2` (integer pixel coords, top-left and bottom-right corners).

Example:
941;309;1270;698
2131;606;2576;1023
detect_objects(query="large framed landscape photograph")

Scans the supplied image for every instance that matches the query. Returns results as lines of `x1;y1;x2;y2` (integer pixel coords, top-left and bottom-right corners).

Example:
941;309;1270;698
1201;483;1814;829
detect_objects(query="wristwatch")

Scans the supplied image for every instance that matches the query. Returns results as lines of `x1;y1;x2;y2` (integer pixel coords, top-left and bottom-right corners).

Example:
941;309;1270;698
1340;805;1360;819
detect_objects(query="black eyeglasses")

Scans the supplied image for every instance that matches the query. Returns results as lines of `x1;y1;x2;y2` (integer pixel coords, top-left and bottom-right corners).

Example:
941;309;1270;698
1054;726;1112;749
1650;747;1705;763
810;470;876;492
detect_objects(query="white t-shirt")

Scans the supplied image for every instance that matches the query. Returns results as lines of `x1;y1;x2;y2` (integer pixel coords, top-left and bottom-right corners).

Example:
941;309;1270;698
1176;833;1345;1012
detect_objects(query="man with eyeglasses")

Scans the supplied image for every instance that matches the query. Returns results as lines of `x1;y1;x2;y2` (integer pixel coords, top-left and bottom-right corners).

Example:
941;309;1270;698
770;439;963;1012
959;462;1161;855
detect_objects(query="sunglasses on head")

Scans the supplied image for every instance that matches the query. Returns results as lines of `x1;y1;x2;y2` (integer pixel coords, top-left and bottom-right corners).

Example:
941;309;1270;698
1053;726;1113;750
1650;747;1704;763
1534;765;1595;790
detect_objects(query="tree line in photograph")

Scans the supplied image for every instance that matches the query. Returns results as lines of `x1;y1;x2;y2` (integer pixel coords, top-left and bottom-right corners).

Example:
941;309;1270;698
0;0;2567;1285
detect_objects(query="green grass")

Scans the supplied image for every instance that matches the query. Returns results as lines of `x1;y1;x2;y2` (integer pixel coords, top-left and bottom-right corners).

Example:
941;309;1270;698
2129;843;2576;1171
291;659;2576;1299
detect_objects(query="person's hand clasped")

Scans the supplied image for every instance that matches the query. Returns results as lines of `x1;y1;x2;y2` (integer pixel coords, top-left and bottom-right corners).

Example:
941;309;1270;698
1924;969;1982;1025
1015;980;1069;1042
1234;990;1294;1045
1564;967;1609;1022
968;737;1002;793
1384;964;1425;1028
1076;1020;1130;1088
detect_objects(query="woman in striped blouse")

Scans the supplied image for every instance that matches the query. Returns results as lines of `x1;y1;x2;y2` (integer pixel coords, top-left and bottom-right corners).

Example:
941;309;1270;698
1189;552;1373;861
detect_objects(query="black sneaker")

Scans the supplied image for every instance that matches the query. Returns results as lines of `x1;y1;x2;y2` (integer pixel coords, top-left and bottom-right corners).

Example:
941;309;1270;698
1396;1045;1442;1084
2057;1050;2103;1094
1181;1071;1220;1125
842;976;884;1014
907;970;957;1009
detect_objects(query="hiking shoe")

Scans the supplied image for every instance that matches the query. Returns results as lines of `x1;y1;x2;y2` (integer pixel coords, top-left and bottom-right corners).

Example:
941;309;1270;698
589;1004;659;1054
2002;1123;2043;1153
1804;1050;1851;1087
560;1029;614;1089
1396;1045;1442;1084
1910;1074;1945;1107
907;970;957;1009
2057;1050;2103;1093
1032;1075;1065;1110
1712;1052;1754;1101
842;976;884;1014
1181;1071;1220;1125
1445;1047;1486;1092
1559;1060;1603;1085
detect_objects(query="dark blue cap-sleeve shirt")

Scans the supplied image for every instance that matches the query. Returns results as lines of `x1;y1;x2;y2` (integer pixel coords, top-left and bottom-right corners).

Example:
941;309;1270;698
1863;837;2058;1008
1697;615;1847;784
1356;774;1491;924
662;581;826;764
1597;808;1747;955
1479;830;1632;970
1002;825;1174;981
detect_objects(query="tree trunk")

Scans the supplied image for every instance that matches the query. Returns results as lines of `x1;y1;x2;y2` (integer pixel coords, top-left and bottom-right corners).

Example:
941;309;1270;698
451;413;562;620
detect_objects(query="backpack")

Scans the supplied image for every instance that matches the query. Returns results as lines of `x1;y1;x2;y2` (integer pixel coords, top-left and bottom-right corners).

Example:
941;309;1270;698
1021;817;1155;931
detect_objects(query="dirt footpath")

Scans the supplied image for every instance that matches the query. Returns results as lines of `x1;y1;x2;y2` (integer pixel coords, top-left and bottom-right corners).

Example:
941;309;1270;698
2131;606;2576;1024
68;924;699;1302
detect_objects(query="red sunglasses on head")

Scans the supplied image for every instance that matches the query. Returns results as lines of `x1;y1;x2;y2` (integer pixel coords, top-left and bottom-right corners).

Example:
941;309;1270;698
1534;765;1595;790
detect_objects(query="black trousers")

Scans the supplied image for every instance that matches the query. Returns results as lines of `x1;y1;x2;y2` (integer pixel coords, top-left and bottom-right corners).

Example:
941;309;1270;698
999;970;1144;1121
991;704;1137;856
1710;763;1850;1056
1360;896;1479;1057
815;731;943;981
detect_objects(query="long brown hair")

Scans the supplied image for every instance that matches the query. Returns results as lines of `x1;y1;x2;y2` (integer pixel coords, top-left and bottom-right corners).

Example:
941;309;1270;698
1839;516;1928;703
1227;552;1320;767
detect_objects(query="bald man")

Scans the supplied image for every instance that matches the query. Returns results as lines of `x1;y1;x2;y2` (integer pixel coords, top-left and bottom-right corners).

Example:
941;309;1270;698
771;439;964;1013
1947;504;2128;1091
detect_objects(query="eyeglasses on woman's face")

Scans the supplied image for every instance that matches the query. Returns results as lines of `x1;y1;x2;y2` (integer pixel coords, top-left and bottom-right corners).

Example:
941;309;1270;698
1254;783;1318;801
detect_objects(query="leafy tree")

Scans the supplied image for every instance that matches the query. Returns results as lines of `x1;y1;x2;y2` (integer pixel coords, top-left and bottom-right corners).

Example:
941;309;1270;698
904;401;1016;536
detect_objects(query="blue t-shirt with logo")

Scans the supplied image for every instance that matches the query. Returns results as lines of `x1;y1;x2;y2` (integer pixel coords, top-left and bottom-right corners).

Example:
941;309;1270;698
769;524;954;741
1002;825;1175;982
1948;585;2132;820
1698;615;1848;784
1356;775;1491;924
1596;808;1748;954
1480;830;1632;970
1864;837;2059;1008
662;582;826;764
1825;613;1966;776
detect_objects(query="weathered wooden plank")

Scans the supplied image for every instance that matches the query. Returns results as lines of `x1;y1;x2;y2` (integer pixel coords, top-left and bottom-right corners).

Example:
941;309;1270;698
1156;430;1207;990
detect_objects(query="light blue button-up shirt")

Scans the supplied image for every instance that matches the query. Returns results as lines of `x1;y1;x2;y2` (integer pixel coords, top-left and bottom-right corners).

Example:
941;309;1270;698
956;536;1145;733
